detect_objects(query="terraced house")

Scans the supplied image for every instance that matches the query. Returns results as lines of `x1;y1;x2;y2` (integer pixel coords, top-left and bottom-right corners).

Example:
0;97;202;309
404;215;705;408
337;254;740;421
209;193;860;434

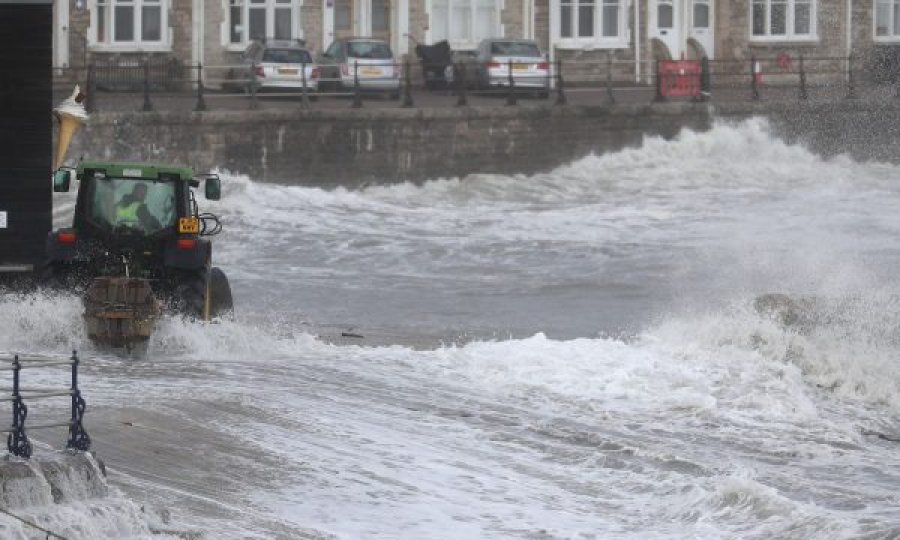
52;1;900;84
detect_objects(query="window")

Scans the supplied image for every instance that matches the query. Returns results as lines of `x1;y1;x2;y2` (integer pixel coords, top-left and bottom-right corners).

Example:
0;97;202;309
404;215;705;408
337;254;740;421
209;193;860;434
559;0;623;42
94;0;167;47
875;0;900;39
229;0;300;45
751;0;815;40
430;0;499;46
693;0;710;29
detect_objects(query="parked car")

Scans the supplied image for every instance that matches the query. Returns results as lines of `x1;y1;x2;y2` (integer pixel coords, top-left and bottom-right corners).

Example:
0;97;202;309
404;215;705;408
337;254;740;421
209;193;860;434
444;49;479;90
225;40;319;95
318;38;401;99
474;38;550;98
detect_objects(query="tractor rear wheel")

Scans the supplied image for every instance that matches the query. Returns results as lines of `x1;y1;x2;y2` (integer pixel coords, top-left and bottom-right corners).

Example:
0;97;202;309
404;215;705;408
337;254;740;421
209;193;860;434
174;266;233;321
208;267;234;319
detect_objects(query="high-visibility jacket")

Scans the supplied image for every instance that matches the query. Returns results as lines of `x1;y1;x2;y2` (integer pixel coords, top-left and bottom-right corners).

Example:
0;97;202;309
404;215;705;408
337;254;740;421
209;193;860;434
116;201;141;226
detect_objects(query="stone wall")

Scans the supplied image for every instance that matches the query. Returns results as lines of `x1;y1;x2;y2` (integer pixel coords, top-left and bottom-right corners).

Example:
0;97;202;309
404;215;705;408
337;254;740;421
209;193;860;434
64;103;711;187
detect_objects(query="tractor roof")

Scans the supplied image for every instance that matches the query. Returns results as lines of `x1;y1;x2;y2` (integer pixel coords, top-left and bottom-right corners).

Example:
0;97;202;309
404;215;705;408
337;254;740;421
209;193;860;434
76;161;195;181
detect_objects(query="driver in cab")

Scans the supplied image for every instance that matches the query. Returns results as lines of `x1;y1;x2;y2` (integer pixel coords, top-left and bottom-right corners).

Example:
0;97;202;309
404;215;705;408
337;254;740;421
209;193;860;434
115;183;162;231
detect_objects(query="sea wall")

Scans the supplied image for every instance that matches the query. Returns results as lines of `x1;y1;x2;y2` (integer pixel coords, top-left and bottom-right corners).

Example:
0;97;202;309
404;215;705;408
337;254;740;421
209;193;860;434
63;100;900;187
65;103;712;187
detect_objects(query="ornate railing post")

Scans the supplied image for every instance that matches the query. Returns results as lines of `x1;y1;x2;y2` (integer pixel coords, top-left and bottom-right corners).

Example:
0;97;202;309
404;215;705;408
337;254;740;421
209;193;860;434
8;355;31;459
456;62;469;107
846;53;857;100
799;54;808;100
352;61;363;108
249;60;259;110
751;56;760;101
301;61;310;109
142;58;154;112
195;63;207;112
66;351;90;452
402;59;414;108
555;59;567;106
606;53;615;104
506;59;517;106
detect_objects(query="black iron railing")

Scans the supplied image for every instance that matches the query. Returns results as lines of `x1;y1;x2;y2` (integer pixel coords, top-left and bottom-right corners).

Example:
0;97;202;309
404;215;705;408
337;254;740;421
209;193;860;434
50;53;900;113
0;351;90;459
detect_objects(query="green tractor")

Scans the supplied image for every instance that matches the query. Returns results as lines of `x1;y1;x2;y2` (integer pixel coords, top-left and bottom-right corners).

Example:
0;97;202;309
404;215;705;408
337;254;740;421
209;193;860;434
46;161;233;347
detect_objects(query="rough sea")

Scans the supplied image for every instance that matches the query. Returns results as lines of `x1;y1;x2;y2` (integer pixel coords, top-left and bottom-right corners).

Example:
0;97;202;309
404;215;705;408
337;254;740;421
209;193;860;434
1;118;899;539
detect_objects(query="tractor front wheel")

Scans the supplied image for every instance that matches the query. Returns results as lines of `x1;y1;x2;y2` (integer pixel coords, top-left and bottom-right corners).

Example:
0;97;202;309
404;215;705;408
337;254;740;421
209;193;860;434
174;266;233;321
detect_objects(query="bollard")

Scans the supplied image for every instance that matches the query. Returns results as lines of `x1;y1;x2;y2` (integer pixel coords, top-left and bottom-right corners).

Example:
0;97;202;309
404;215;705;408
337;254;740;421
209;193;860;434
194;63;207;112
301;61;310;109
606;54;615;104
506;59;517;106
846;53;857;100
66;351;90;452
699;55;711;101
751;56;760;101
798;54;808;100
142;59;153;112
402;60;414;108
555;59;567;106
249;60;259;109
352;62;363;108
456;62;469;107
85;63;97;113
653;59;666;102
8;355;31;459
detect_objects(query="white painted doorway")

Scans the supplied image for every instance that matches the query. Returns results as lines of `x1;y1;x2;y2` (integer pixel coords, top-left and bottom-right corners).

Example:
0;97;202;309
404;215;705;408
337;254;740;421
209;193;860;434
649;0;714;59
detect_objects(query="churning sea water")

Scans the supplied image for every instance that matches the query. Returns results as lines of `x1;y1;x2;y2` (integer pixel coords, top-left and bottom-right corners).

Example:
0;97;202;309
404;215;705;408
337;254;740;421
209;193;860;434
2;118;900;539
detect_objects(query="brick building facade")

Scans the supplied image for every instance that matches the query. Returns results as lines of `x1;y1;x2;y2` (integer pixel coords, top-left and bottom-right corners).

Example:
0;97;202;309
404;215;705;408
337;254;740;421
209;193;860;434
52;1;900;85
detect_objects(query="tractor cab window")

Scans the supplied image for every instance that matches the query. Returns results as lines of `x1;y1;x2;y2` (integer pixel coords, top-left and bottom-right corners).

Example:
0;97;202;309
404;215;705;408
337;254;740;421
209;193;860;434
87;177;177;234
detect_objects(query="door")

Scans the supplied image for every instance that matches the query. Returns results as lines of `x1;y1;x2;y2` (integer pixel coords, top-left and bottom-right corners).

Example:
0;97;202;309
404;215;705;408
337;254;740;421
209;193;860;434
689;0;714;59
650;0;714;59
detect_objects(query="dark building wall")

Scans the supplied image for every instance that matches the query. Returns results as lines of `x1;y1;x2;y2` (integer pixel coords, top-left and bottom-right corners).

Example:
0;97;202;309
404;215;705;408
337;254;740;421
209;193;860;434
0;1;53;270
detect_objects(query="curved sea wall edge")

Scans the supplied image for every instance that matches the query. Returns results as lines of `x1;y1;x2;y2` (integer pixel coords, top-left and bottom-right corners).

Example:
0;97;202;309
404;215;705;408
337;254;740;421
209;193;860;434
63;101;900;187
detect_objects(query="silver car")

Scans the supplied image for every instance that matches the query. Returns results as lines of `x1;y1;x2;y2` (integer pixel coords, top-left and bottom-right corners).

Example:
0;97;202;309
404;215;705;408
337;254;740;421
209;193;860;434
319;38;401;98
475;39;550;97
226;40;319;94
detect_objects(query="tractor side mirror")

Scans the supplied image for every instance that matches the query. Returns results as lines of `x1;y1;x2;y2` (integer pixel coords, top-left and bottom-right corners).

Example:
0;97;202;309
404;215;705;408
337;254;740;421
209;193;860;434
52;169;71;192
205;175;221;200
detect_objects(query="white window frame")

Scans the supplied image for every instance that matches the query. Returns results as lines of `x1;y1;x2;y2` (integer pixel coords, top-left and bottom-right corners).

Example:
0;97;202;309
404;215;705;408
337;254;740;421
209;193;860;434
88;0;172;52
225;0;304;52
550;0;628;50
425;0;505;50
749;0;817;42
874;0;900;42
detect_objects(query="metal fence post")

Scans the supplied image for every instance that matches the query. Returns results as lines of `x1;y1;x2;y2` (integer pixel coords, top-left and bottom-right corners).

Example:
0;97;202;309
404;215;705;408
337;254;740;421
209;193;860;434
66;351;91;452
402;59;414;108
301;61;310;109
194;63;207;112
352;61;363;108
798;54;808;100
456;62;469;107
249;60;259;109
506;59;517;106
606;53;615;104
555;59;567;106
86;63;97;113
699;55;711;101
846;53;857;99
653;59;666;102
142;58;153;112
751;56;760;101
8;355;31;459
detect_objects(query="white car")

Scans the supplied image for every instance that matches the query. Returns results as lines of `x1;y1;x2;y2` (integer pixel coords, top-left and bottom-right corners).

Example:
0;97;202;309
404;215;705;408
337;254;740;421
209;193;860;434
474;39;550;98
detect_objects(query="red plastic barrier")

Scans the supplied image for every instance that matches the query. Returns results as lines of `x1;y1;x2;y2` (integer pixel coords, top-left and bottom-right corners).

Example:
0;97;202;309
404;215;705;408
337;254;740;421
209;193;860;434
658;60;701;98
